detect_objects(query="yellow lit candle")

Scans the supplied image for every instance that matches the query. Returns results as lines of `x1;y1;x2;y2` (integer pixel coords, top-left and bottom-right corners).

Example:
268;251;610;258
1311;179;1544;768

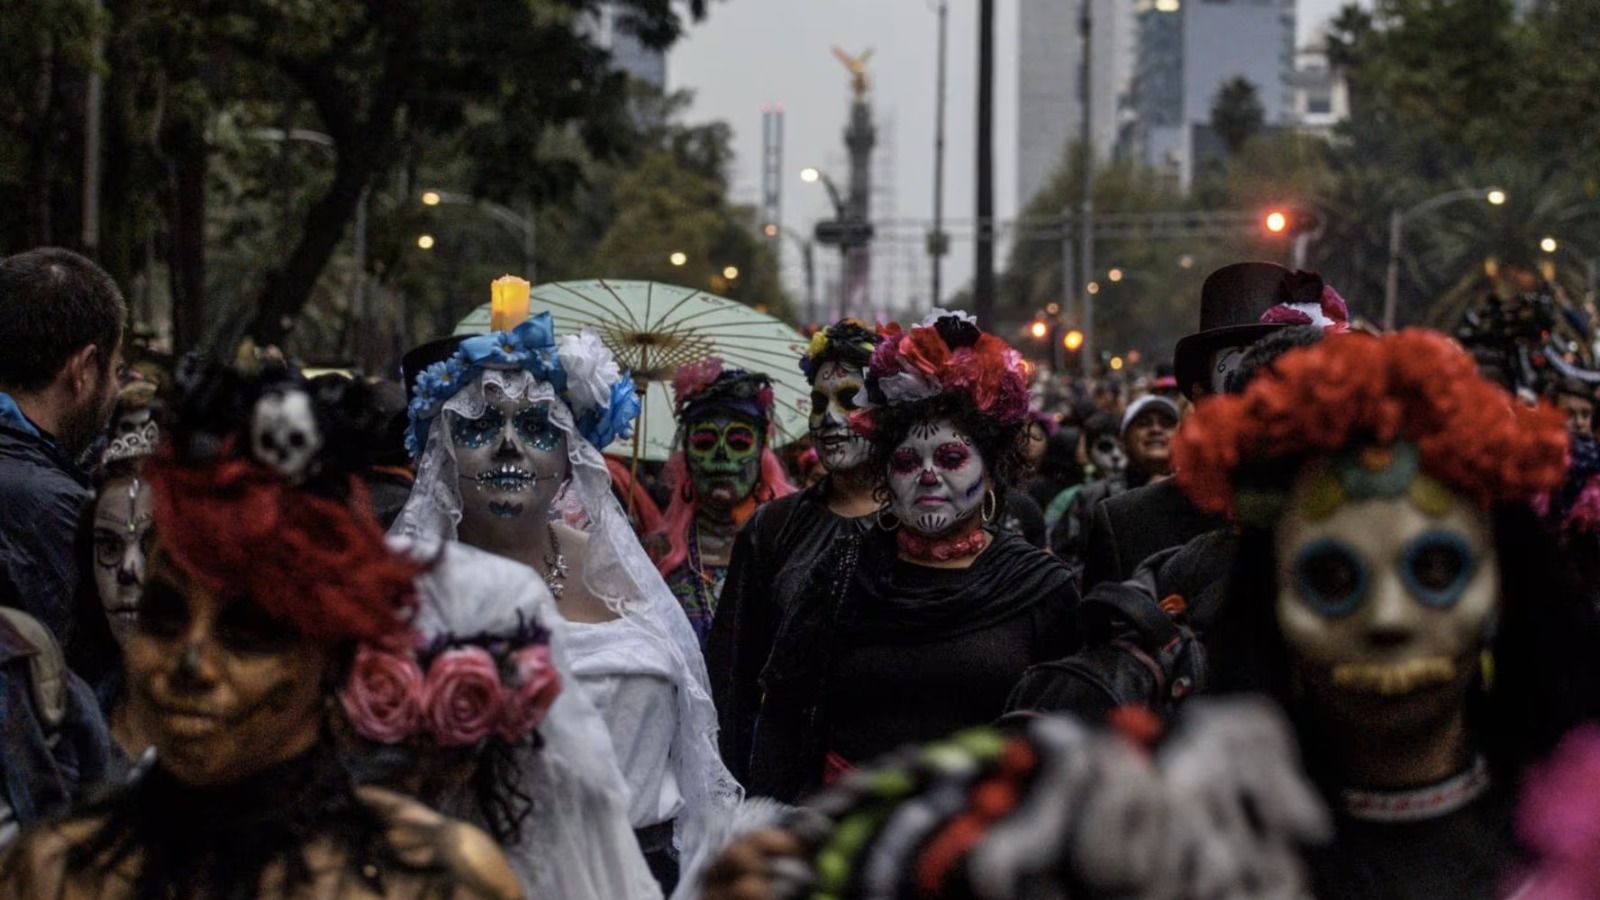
490;275;531;331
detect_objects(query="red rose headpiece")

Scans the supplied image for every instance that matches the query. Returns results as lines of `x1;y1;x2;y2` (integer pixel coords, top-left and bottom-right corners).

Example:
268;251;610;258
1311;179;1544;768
861;310;1030;427
1173;329;1568;521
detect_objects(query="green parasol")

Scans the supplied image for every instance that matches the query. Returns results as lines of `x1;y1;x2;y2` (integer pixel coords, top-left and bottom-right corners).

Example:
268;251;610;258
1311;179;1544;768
455;279;812;462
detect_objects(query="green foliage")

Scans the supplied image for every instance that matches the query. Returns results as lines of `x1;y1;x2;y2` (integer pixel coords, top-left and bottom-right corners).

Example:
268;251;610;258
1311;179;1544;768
1209;77;1265;155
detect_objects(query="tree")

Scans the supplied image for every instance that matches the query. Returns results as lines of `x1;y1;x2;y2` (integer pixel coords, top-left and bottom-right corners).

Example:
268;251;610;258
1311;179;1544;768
1210;77;1264;155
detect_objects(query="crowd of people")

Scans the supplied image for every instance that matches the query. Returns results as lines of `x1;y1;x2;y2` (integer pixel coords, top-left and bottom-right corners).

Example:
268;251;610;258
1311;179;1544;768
1;245;1599;899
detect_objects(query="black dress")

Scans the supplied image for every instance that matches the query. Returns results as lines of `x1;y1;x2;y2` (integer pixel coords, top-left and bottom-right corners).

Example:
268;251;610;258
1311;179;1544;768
706;480;872;782
745;524;1079;802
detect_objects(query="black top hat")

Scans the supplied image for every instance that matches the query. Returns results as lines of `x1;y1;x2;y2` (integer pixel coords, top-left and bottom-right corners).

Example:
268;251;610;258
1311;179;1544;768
400;335;467;405
1173;262;1292;399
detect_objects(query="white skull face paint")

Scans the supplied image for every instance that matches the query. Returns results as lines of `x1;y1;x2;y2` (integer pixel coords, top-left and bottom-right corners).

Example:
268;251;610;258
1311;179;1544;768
1089;434;1127;477
451;383;570;528
888;418;988;537
1274;472;1497;738
250;389;321;481
92;474;152;649
809;360;870;473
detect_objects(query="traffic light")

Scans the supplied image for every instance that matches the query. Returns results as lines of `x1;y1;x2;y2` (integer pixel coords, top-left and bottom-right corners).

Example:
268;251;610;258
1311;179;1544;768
1264;210;1289;234
1263;208;1322;237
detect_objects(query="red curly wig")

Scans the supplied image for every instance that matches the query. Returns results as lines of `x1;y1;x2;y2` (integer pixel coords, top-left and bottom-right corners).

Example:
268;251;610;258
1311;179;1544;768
1173;329;1569;517
145;446;425;647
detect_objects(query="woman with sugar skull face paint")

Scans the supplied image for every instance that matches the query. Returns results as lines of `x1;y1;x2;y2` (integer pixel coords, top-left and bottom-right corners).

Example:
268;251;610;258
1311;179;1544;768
735;311;1079;803
1176;330;1600;898
645;359;796;649
0;364;525;900
705;321;889;783
395;315;742;896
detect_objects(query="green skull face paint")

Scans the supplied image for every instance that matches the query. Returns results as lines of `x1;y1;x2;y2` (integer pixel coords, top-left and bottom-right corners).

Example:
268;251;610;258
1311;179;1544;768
686;415;762;510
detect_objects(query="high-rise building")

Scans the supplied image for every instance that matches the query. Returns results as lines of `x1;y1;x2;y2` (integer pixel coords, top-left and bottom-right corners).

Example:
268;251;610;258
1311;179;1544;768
588;3;667;90
1014;0;1138;210
1129;0;1296;186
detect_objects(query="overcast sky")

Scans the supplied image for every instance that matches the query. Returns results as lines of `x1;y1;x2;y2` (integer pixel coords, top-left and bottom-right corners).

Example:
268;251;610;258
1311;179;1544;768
669;0;1360;308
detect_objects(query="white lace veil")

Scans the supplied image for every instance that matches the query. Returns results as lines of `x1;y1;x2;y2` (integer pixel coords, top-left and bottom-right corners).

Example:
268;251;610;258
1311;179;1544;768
396;535;663;900
392;368;742;871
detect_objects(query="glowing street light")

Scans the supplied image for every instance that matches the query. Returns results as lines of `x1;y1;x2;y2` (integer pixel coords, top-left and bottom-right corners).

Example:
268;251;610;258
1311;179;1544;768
421;190;442;206
1063;329;1085;351
1541;236;1559;254
1265;211;1289;234
1179;254;1196;270
1486;189;1508;206
723;265;741;280
800;167;820;183
763;223;779;237
1086;281;1101;295
416;234;436;250
1107;267;1125;283
1109;356;1125;371
1029;320;1049;340
670;251;688;267
1045;302;1060;315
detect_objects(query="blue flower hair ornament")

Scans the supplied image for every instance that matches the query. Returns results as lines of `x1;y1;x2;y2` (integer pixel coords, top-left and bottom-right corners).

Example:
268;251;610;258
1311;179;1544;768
404;312;640;458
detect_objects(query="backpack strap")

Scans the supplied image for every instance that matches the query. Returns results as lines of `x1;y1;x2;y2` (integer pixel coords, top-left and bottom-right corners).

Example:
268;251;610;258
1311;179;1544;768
0;607;67;736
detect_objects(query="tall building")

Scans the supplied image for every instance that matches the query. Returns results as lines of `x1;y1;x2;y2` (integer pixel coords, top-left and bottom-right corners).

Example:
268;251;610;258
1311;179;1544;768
1130;0;1296;187
1014;0;1138;211
589;3;667;90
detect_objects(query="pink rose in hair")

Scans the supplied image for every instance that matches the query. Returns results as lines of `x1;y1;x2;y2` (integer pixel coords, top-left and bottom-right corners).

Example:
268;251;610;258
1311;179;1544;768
423;647;505;747
339;645;425;744
497;644;562;741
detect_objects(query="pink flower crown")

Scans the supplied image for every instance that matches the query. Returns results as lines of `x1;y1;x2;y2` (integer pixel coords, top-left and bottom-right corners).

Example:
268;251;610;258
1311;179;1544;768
339;618;562;748
861;310;1030;425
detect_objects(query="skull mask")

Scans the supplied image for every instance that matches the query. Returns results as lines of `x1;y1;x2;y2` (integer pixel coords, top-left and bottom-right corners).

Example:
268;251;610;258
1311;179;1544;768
251;390;322;482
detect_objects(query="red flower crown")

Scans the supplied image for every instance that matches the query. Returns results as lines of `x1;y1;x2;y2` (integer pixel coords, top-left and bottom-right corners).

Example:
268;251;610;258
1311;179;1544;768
1172;329;1568;518
862;310;1030;425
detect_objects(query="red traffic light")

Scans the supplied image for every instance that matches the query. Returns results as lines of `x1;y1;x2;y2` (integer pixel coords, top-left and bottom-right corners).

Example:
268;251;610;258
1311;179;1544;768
1264;210;1289;234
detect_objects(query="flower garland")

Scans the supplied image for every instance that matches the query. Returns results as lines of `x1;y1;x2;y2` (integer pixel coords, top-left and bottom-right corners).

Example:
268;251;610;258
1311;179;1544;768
798;319;887;380
671;357;776;424
858;309;1030;425
339;614;561;747
1172;329;1569;522
405;312;641;458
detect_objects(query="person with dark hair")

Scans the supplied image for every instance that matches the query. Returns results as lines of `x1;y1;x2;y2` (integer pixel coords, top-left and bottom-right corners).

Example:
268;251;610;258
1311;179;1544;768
1174;330;1599;897
0;248;127;646
739;311;1077;803
707;319;886;783
646;360;797;647
1081;265;1347;590
1548;376;1596;437
1053;394;1180;564
0;363;522;898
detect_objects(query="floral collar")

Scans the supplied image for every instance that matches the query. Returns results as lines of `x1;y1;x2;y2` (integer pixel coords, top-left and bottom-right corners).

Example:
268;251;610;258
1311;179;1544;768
1340;755;1491;823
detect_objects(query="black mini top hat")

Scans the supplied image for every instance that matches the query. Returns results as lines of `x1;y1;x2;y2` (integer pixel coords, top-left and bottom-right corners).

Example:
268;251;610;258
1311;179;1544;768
1173;262;1292;399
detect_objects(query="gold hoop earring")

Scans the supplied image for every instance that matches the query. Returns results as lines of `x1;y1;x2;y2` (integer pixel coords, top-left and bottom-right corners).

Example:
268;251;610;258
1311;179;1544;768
876;505;900;531
982;489;997;523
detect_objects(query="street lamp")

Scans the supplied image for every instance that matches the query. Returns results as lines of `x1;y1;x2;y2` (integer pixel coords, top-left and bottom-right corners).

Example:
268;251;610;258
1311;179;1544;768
1541;236;1559;254
722;265;740;280
766;223;819;324
419;188;536;280
1383;186;1507;329
1086;281;1101;295
670;251;688;267
800;166;847;218
1107;267;1124;283
800;167;820;183
416;234;436;250
1029;320;1049;340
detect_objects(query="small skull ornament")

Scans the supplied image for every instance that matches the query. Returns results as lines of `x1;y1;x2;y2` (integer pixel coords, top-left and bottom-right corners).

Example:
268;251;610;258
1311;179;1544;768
251;389;322;481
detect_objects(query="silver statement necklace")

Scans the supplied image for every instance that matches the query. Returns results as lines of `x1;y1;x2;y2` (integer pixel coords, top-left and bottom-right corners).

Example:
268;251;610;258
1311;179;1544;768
543;523;570;599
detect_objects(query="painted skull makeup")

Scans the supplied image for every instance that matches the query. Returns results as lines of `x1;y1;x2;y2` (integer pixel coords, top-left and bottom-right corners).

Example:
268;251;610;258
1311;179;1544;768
127;546;332;786
1090;435;1127;477
686;413;763;510
809;360;870;473
1274;469;1497;734
450;383;570;526
93;473;153;648
888;418;988;537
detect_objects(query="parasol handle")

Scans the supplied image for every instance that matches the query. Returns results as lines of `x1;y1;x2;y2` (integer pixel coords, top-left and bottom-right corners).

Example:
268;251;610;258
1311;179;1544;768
626;344;648;522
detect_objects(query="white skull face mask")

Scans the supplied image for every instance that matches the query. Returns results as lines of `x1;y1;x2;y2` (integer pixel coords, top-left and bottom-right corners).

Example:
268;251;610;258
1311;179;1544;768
888;418;988;537
450;382;571;530
809;360;870;473
250;389;321;481
1274;469;1497;738
92;474;152;649
1089;434;1127;477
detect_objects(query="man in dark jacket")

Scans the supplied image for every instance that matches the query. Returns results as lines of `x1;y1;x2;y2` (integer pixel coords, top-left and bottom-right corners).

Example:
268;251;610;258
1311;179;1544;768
0;248;126;646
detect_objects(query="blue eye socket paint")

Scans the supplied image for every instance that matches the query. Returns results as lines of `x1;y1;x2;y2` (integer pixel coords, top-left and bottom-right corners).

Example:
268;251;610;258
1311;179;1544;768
1400;530;1477;609
514;405;561;451
449;408;505;449
1293;537;1370;619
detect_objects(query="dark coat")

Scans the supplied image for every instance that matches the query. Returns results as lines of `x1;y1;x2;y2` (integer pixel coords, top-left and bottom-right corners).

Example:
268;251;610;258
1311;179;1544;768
0;423;92;646
1080;478;1224;592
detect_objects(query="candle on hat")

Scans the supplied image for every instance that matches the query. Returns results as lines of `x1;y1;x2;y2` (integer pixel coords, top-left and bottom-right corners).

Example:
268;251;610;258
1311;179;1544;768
490;275;531;331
